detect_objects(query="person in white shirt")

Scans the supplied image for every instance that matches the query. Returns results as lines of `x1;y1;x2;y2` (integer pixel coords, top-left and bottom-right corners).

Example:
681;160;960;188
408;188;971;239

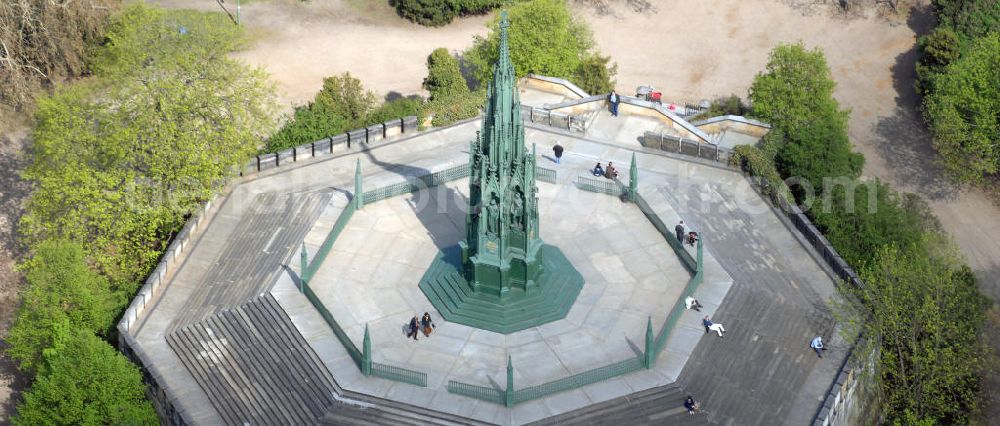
685;296;703;312
810;336;826;358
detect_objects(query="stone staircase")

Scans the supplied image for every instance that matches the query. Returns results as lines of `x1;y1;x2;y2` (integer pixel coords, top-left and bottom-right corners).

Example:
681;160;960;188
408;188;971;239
418;244;584;333
526;383;712;426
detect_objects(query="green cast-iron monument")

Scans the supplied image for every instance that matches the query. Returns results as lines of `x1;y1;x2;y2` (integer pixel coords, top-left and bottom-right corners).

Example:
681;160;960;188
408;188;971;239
419;14;584;334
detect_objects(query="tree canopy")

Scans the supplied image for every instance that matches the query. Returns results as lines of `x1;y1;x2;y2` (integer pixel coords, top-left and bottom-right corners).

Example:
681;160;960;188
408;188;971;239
424;48;470;100
20;3;277;284
465;0;616;94
733;41;988;425
5;240;119;373
749;43;863;192
392;0;511;27
266;72;424;152
12;329;158;426
922;34;1000;183
855;243;987;424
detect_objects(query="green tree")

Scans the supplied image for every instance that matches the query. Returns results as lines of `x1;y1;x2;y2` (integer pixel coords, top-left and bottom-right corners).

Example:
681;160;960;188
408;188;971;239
931;0;1000;39
811;182;938;267
5;240;119;373
392;0;509;27
853;243;987;424
466;0;615;92
267;72;380;151
368;96;426;125
922;34;1000;183
90;3;246;77
915;26;961;95
424;48;469;100
12;329;158;425
20;4;276;284
750;43;863;193
573;53;617;95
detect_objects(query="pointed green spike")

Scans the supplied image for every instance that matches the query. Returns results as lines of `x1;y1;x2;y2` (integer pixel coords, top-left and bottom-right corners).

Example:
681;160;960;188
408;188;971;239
505;355;515;407
362;324;371;376
299;244;308;290
645;316;654;368
629;152;638;202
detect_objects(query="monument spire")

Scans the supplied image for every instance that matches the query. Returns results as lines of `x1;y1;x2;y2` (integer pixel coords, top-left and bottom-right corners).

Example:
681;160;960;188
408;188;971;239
462;11;542;298
423;11;583;334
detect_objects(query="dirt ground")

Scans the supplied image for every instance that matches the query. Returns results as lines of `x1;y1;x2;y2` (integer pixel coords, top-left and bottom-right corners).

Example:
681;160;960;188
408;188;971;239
1;0;996;421
0;123;30;424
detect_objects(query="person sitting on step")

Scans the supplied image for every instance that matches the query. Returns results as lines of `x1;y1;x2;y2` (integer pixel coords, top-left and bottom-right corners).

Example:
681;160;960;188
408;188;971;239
685;296;704;312
604;162;619;179
687;231;699;247
593;162;605;177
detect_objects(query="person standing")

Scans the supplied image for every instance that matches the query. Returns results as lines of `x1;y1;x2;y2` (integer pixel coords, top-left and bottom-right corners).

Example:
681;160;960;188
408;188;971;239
407;315;420;340
675;221;685;244
553;143;564;164
608;90;620;117
810;336;826;358
421;312;436;337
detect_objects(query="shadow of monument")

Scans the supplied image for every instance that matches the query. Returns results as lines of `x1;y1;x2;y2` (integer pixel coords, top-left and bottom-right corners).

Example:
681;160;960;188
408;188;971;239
360;143;468;268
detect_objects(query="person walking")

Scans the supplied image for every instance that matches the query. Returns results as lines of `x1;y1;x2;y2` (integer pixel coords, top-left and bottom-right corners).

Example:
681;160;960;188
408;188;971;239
608;90;620;117
675;221;685;244
810;336;826;358
553;143;564;164
421;312;436;337
703;315;725;337
407;315;420;340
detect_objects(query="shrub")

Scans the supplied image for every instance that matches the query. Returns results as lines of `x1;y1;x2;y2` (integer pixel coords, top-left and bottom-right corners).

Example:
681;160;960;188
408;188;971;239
267;73;429;152
5;240;119;373
922;34;1000;183
267;72;378;152
750;43;863;196
693;94;749;120
429;89;484;127
392;0;509;27
915;26;961;95
424;48;469;100
573;53;617;95
465;0;615;92
368;96;426;126
12;329;158;425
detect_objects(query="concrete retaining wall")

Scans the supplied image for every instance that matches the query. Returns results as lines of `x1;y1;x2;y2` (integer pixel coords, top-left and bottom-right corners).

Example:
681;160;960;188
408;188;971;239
691;115;771;138
240;116;419;177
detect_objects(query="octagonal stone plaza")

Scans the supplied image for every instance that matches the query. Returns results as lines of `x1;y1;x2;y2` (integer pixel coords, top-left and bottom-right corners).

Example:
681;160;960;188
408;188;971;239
297;171;707;421
119;80;848;426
